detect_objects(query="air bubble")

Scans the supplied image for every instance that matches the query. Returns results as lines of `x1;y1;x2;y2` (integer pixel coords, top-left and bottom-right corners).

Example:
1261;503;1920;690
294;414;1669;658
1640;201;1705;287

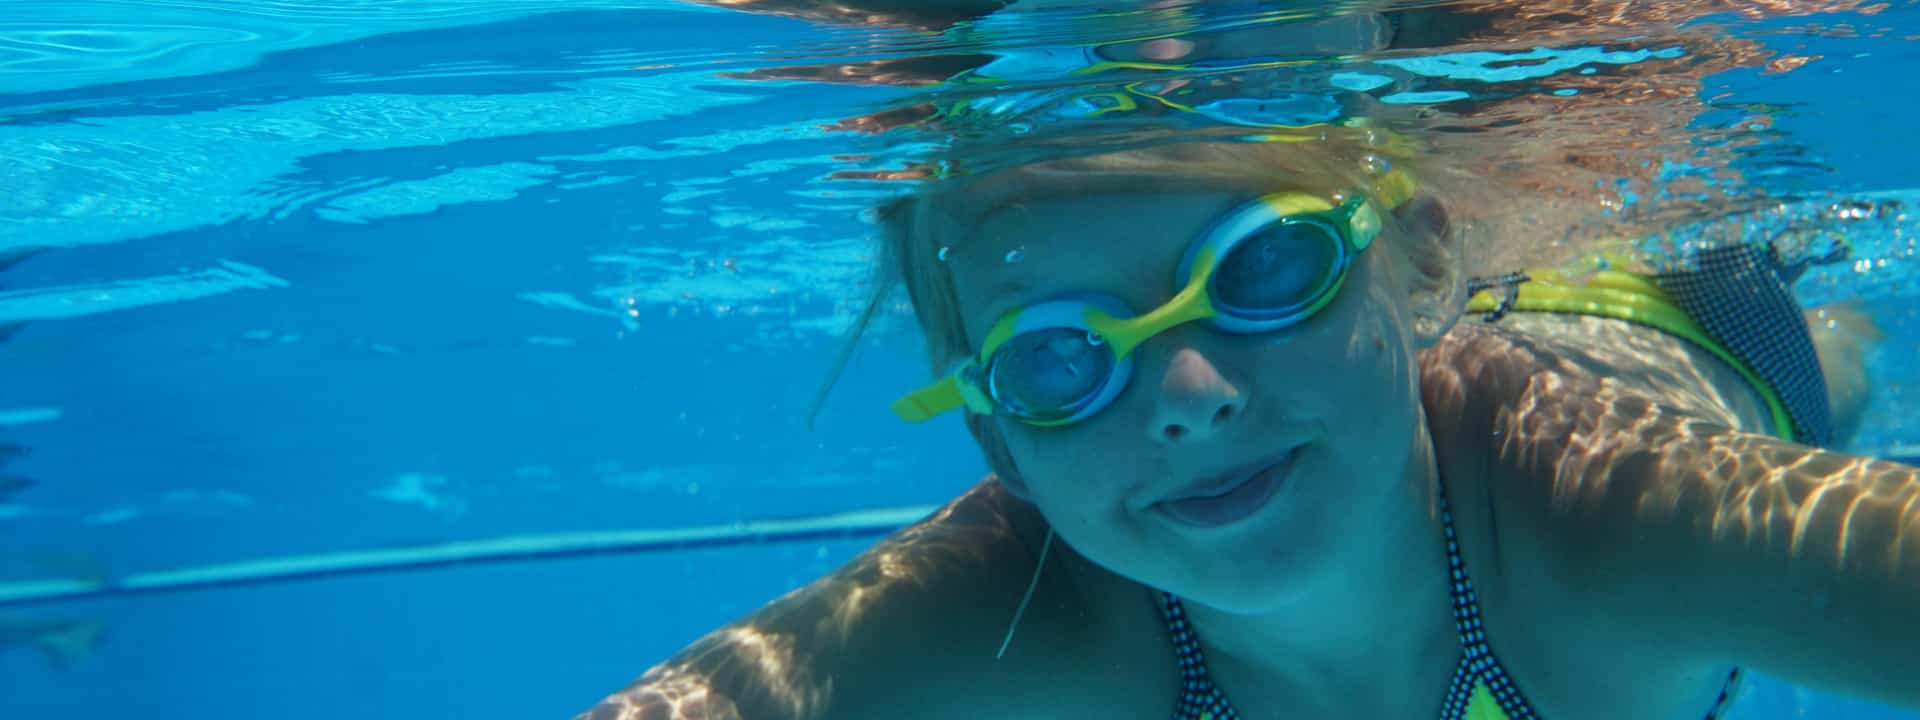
1005;247;1026;264
1085;331;1105;347
937;246;951;262
1362;153;1391;176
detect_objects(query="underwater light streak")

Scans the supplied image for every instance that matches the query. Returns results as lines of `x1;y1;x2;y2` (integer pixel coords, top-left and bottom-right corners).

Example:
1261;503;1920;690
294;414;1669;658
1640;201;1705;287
0;261;287;324
0;504;937;609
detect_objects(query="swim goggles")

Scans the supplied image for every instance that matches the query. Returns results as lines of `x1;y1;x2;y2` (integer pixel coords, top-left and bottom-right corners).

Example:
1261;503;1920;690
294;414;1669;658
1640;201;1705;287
892;168;1417;426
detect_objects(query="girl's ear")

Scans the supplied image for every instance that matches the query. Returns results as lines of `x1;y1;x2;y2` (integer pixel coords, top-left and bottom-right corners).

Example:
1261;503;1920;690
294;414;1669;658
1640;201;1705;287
1392;193;1469;347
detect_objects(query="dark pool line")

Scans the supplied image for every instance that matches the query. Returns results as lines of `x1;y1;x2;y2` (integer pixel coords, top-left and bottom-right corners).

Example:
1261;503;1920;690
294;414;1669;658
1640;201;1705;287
0;504;938;610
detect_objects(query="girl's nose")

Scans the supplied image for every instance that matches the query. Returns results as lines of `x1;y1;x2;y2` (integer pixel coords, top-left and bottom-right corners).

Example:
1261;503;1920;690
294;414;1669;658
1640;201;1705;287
1147;346;1245;444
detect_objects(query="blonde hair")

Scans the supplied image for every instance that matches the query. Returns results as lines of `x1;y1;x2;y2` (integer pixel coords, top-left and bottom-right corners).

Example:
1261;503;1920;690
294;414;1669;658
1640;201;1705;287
807;136;1470;425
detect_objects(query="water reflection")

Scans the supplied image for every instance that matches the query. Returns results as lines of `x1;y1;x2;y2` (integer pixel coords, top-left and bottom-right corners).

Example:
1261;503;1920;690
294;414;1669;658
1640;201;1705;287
703;0;1892;270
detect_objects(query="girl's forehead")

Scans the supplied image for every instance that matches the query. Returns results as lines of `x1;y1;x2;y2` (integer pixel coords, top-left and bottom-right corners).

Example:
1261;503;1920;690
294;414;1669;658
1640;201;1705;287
957;191;1245;264
947;191;1245;321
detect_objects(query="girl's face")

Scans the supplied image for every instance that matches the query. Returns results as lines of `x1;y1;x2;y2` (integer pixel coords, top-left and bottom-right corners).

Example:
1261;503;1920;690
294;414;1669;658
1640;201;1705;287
948;190;1430;613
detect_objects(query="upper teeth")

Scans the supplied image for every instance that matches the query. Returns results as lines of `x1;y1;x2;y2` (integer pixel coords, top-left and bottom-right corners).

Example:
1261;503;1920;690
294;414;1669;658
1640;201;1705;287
1198;476;1245;498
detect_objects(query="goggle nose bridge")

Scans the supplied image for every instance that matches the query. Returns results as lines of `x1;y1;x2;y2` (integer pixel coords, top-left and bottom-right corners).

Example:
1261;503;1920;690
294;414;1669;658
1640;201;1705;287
1086;247;1221;360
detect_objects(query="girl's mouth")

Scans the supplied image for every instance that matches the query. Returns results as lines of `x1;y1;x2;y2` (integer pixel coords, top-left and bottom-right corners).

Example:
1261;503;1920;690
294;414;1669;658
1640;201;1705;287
1156;446;1298;528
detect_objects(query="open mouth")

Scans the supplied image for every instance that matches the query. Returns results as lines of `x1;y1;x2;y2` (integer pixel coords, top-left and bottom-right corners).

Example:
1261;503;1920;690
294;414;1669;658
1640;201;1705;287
1156;447;1299;528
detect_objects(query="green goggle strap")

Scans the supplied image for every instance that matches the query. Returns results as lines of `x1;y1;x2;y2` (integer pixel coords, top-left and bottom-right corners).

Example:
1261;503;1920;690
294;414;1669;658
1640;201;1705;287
891;247;1221;423
892;171;1411;423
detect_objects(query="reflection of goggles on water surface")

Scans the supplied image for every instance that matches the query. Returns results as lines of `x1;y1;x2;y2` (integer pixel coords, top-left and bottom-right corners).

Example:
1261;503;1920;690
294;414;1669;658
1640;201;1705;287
939;12;1396;129
892;168;1417;426
943;72;1353;129
959;10;1397;80
944;48;1353;129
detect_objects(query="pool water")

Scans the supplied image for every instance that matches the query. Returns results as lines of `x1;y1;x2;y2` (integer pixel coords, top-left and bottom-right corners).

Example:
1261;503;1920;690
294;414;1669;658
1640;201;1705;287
1;2;1917;719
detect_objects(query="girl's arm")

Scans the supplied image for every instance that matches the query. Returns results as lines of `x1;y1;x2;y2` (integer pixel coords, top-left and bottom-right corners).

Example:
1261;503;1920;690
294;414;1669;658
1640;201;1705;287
574;481;1058;720
1563;426;1920;708
1431;326;1920;710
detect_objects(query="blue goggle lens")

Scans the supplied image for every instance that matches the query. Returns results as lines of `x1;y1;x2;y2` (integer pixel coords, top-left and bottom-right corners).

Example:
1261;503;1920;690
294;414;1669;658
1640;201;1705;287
986;326;1116;423
1210;219;1344;323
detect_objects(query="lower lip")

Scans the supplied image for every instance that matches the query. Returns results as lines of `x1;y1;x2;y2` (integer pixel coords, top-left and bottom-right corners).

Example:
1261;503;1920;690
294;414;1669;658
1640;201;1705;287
1158;449;1296;528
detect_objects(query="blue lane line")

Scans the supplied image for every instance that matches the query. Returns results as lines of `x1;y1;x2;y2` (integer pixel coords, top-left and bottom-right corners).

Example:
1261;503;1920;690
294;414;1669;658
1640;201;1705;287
0;504;937;610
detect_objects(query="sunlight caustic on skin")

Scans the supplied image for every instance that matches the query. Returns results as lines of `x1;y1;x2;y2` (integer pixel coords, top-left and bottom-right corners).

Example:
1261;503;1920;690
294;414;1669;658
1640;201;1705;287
1423;321;1920;592
579;487;1040;719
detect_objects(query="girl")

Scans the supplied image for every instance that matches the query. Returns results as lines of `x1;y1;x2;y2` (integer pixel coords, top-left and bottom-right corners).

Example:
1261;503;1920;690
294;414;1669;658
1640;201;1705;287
579;138;1917;720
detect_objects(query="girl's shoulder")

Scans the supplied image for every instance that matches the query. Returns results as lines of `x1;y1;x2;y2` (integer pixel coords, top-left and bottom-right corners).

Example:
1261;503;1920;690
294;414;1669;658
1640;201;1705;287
1415;320;1751;719
580;480;1172;720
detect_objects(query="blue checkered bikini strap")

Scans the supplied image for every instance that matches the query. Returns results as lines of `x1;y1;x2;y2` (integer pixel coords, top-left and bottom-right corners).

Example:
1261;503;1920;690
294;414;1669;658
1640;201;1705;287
1435;487;1543;720
1157;592;1241;720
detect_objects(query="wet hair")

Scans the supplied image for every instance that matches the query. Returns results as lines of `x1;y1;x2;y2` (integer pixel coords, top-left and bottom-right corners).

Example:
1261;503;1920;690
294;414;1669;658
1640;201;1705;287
808;135;1471;425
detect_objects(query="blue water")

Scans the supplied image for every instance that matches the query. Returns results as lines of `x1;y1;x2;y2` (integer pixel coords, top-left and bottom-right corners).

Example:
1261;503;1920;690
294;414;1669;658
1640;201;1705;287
1;2;1917;719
